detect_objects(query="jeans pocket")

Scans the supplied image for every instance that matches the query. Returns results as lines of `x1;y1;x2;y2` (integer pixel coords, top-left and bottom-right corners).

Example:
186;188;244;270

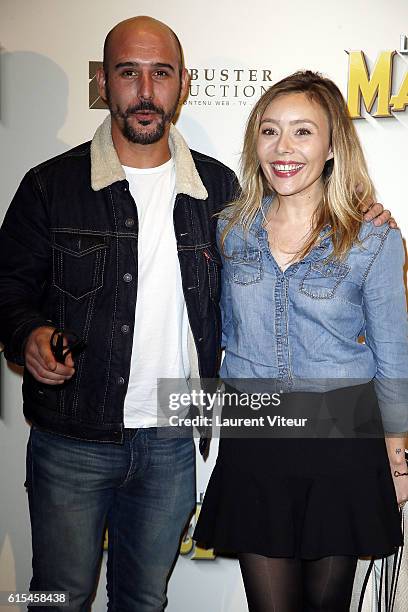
52;230;108;300
299;260;350;299
231;248;262;285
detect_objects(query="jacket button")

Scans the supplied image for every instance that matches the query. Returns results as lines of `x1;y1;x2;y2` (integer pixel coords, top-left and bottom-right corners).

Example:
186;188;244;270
125;217;134;228
121;324;130;334
118;377;125;385
123;273;133;283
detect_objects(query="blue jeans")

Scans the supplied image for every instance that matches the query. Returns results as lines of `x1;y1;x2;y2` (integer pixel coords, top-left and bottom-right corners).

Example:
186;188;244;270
25;426;195;612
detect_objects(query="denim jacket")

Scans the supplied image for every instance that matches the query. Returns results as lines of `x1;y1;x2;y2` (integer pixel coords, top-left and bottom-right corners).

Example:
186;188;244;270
0;116;237;442
218;200;408;434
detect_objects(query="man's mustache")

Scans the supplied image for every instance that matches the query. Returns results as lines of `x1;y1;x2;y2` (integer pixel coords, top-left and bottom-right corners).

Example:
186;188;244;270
124;101;165;117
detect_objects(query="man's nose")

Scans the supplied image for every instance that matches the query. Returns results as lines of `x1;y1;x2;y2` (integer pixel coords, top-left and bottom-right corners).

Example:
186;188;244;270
138;73;154;100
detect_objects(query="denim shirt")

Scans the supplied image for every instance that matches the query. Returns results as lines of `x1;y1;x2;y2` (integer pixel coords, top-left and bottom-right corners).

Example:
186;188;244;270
218;200;408;433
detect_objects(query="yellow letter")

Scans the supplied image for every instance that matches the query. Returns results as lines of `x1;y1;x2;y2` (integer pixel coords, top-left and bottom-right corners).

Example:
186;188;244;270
191;545;216;560
180;504;216;559
347;51;395;118
390;72;408;112
180;532;194;555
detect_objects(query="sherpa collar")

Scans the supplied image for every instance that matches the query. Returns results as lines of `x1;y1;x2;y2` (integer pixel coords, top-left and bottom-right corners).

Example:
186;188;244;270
90;115;208;200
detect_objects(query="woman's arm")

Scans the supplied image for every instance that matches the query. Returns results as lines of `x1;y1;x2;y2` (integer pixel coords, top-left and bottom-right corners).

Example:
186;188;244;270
362;227;408;433
385;436;408;507
216;221;233;350
362;227;408;505
220;266;232;350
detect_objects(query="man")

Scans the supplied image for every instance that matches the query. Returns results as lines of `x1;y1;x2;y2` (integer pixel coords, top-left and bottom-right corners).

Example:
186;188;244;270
0;16;236;612
0;15;392;612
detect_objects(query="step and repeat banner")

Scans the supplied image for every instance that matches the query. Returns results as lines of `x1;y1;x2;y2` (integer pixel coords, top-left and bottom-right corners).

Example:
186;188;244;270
0;1;407;611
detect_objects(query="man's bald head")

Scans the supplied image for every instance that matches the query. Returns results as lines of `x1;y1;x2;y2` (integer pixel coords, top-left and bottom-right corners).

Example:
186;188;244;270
97;15;190;149
103;16;184;77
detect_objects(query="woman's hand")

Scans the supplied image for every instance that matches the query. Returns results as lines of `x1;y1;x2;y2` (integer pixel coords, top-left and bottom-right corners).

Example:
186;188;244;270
385;436;408;508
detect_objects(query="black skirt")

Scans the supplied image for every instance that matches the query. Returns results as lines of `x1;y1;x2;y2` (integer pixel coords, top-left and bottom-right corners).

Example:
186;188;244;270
194;383;403;560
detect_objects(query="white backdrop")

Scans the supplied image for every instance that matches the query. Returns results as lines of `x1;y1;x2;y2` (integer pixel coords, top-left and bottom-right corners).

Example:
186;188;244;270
1;1;407;611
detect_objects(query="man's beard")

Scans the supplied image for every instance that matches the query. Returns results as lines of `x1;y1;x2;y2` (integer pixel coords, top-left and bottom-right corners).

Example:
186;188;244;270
106;83;180;145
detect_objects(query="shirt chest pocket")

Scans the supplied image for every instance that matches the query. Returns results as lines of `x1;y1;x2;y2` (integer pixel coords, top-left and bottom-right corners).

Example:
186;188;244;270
231;248;263;285
52;231;108;300
299;260;350;299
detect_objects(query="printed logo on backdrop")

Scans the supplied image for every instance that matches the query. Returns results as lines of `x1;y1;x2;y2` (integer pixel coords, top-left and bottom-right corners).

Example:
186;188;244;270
347;34;408;118
184;67;273;107
89;36;408;119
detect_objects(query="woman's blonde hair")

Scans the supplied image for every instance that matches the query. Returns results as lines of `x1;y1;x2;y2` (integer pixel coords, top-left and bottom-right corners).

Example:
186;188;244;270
220;70;375;260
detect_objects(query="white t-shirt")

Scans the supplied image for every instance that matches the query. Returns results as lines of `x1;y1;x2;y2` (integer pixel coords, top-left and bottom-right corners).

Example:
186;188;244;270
123;158;190;428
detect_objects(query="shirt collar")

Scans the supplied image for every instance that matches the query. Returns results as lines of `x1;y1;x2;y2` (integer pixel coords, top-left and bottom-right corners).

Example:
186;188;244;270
90;115;208;200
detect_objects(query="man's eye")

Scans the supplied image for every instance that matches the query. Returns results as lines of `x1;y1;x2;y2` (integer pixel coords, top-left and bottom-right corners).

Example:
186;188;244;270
155;70;168;78
296;128;311;135
121;70;137;78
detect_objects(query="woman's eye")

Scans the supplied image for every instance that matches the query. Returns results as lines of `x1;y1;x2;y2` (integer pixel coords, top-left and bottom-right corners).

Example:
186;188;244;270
296;128;312;135
261;128;278;136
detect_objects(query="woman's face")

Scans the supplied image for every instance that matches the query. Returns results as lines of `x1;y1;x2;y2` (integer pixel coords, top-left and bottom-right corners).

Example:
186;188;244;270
256;92;333;200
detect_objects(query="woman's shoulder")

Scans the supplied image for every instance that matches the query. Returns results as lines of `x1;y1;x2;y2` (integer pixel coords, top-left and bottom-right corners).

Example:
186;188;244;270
217;200;267;239
357;220;402;250
216;209;261;255
355;221;404;271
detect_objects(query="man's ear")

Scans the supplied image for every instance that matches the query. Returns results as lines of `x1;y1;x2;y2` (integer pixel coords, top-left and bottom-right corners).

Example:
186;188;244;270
179;67;190;104
96;67;108;105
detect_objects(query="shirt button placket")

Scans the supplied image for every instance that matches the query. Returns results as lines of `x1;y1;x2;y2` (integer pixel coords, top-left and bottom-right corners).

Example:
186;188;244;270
275;272;290;391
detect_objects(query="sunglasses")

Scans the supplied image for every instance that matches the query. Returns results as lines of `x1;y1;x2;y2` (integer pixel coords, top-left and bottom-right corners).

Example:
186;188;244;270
50;328;87;364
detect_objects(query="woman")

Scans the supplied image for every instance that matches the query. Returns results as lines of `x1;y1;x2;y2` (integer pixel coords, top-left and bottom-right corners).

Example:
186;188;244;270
194;71;408;611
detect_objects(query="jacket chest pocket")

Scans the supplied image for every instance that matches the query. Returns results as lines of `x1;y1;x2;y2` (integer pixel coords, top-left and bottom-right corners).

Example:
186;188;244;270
299;260;350;299
52;231;108;300
231;248;262;285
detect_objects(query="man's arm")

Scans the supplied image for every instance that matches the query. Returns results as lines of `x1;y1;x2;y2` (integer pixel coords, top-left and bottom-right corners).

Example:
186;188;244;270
0;170;74;382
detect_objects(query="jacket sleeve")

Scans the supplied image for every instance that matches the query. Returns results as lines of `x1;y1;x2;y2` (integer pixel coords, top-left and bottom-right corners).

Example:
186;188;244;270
0;169;55;365
362;227;408;434
213;166;240;215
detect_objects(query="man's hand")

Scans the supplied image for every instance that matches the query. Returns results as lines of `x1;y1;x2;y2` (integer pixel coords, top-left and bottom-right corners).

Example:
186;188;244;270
362;202;397;228
25;326;75;384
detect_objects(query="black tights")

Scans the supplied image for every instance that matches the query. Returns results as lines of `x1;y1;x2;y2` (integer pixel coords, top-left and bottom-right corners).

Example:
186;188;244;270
239;553;358;612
